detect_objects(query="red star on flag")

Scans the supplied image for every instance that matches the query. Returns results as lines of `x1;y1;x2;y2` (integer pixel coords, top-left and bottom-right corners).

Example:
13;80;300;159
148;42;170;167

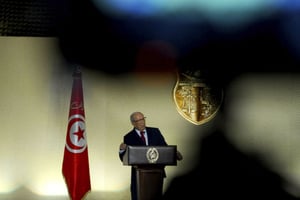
73;126;85;142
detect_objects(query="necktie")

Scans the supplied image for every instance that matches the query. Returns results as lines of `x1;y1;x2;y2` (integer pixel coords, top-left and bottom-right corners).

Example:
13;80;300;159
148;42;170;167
140;131;146;144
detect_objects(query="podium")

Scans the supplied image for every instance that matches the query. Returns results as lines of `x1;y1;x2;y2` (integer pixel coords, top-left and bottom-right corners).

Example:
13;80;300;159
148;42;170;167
123;145;177;200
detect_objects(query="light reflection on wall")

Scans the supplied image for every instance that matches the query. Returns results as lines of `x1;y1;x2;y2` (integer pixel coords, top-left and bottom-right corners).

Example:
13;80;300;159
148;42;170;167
224;73;300;197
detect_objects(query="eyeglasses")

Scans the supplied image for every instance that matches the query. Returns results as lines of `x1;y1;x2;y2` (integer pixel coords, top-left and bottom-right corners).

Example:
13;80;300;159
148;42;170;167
133;117;146;123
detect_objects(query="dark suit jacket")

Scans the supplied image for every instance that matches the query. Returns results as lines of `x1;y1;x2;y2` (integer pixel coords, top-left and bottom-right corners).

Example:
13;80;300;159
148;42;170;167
119;127;168;200
119;127;167;161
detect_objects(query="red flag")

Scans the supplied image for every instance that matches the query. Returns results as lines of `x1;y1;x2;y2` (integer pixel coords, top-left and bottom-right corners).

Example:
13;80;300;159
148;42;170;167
62;68;91;200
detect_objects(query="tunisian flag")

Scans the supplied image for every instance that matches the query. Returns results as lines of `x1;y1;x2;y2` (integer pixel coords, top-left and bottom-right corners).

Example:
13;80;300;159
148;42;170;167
62;69;91;200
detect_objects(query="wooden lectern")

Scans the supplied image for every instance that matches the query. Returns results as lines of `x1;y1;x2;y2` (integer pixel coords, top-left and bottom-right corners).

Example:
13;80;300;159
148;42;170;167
123;145;177;200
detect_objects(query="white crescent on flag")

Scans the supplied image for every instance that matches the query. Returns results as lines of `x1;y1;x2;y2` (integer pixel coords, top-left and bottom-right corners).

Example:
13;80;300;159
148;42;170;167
66;114;87;153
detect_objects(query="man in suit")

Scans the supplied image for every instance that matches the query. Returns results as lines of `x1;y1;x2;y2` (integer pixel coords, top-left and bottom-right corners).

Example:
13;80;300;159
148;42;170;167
119;111;183;200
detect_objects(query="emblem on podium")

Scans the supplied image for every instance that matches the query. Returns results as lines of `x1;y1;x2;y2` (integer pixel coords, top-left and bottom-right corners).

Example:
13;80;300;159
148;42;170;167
146;147;159;163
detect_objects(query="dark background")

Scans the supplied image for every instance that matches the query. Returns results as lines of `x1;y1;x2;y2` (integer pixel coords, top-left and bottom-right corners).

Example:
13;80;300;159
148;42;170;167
1;0;299;80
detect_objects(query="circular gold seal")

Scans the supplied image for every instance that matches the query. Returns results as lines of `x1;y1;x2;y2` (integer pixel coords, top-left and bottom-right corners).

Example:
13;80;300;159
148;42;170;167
173;69;223;125
146;147;159;163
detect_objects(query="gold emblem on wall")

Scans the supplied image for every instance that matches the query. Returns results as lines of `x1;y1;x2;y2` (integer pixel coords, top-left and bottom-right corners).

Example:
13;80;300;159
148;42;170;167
173;69;223;125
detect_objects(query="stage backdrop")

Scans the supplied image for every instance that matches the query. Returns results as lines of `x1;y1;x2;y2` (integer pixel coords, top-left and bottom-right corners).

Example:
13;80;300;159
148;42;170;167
0;37;300;199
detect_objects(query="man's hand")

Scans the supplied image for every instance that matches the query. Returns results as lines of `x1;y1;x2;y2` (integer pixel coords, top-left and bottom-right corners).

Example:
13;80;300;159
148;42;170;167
176;151;183;161
119;142;127;150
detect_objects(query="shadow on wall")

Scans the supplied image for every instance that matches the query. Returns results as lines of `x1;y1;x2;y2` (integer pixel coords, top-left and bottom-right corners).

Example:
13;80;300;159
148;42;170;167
162;129;300;200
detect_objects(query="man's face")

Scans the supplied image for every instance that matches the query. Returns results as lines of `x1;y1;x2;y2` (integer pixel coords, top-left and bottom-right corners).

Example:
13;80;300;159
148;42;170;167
132;113;146;131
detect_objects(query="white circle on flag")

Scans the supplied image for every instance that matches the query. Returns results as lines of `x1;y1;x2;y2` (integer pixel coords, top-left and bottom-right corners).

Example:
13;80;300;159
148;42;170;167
65;114;87;153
